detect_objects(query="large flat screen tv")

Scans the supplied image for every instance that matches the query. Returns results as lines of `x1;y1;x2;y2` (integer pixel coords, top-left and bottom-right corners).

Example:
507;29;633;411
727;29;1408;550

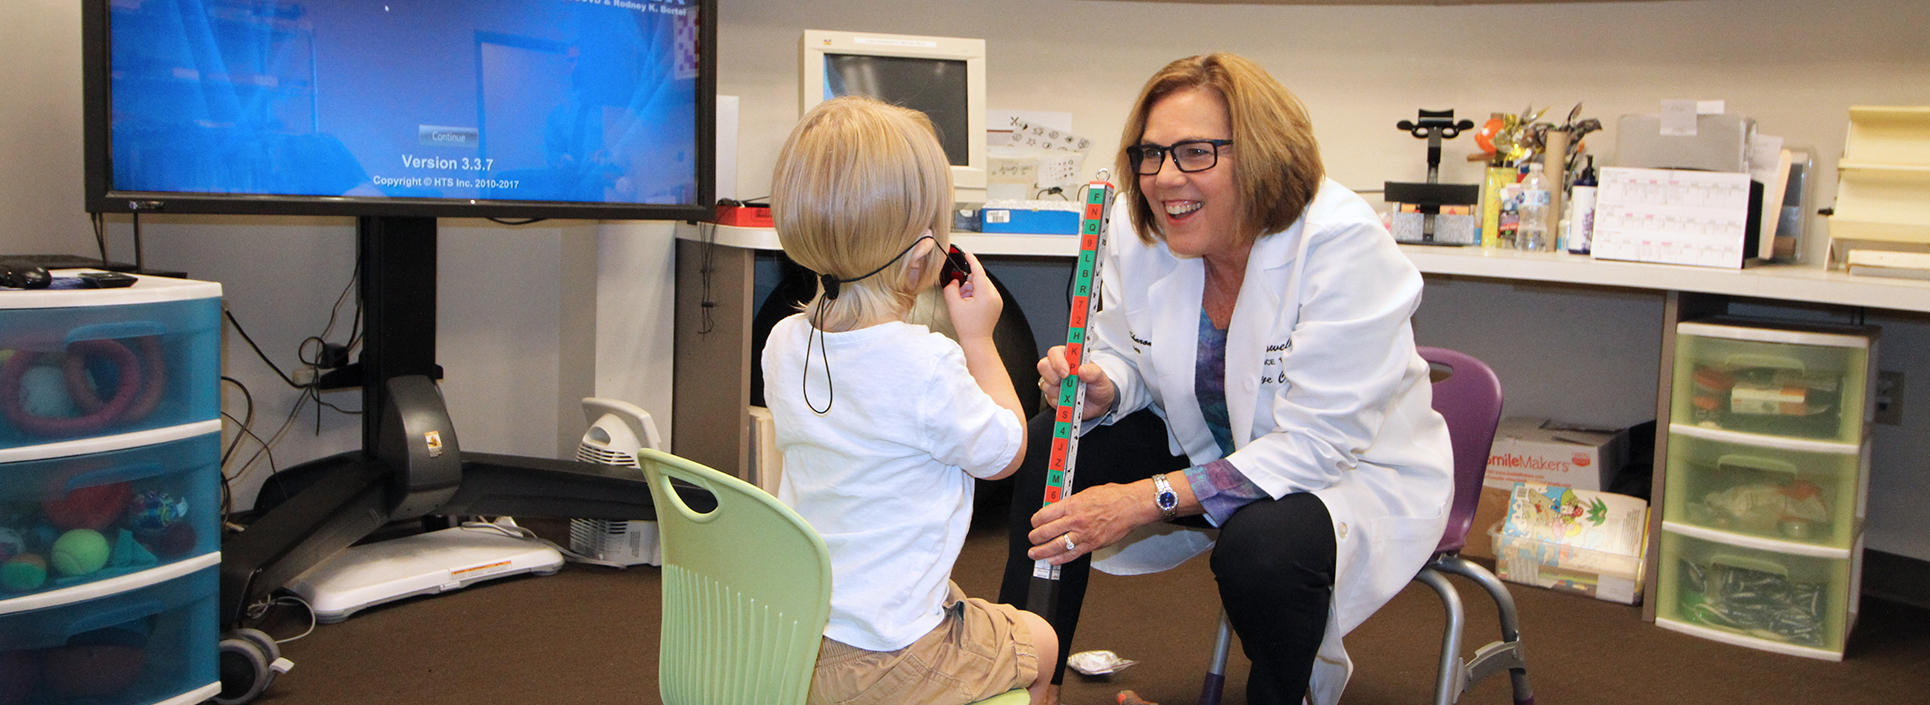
84;0;716;221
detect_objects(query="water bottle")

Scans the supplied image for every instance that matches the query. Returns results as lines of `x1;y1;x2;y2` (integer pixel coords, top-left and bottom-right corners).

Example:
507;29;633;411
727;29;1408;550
1516;162;1551;252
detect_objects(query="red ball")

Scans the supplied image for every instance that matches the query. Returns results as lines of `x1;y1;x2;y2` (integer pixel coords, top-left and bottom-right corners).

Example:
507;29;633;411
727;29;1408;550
42;482;132;531
141;521;199;559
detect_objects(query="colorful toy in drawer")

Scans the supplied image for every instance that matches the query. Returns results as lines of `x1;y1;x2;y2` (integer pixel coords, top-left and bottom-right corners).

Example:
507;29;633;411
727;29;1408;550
0;327;166;439
0;566;219;705
0;296;221;451
1692;479;1829;541
0;433;218;596
1686;363;1844;438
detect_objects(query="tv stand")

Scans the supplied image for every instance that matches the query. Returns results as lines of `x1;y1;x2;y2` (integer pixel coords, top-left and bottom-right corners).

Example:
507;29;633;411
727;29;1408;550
215;216;686;703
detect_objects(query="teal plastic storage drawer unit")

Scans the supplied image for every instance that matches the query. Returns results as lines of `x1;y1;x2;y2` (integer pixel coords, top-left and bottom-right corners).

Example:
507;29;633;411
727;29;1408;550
1671;317;1878;445
1654;528;1858;660
0;564;219;705
1663;427;1867;551
1;277;223;456
1;428;222;607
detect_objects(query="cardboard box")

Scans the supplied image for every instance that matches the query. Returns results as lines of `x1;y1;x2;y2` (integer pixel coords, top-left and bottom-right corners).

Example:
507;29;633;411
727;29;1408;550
1491;482;1649;604
1461;485;1514;560
1484;417;1627;492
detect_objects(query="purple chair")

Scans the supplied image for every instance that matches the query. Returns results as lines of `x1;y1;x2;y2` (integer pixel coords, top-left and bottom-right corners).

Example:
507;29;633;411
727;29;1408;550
1198;347;1535;705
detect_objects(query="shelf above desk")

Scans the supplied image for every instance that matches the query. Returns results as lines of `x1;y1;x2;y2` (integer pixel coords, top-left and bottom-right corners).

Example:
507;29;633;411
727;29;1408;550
678;224;1930;314
680;223;1080;257
1399;245;1930;314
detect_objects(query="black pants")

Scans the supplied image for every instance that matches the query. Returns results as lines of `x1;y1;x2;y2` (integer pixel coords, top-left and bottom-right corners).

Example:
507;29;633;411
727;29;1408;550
998;409;1336;705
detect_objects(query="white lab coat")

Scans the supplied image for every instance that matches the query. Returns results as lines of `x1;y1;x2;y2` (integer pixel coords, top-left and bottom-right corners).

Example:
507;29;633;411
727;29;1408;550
1083;179;1454;705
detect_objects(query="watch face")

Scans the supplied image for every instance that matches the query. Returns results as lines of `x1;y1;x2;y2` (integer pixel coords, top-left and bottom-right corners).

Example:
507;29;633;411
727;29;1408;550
1157;491;1178;511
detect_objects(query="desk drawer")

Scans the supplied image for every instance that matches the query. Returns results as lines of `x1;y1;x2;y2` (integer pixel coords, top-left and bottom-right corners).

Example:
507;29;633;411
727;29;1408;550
0;564;217;705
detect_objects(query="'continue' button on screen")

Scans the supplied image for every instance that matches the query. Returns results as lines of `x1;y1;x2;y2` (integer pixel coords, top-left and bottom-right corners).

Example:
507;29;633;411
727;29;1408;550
419;125;478;147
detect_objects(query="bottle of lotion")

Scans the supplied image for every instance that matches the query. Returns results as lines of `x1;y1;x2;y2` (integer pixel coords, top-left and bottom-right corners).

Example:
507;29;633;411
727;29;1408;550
1567;157;1599;255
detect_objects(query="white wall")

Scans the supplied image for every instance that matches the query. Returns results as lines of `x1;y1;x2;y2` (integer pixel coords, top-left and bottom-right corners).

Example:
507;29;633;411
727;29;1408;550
6;0;1928;555
713;0;1930;558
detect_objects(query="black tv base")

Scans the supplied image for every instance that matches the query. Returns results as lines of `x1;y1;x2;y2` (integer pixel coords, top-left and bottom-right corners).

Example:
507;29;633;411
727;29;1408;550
213;216;680;704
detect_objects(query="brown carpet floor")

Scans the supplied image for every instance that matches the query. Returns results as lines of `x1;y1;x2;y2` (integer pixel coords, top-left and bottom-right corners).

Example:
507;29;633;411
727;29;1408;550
256;518;1930;704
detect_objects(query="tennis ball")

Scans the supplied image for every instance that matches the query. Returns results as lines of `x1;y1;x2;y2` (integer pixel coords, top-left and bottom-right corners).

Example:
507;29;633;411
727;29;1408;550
1;554;48;592
51;529;111;577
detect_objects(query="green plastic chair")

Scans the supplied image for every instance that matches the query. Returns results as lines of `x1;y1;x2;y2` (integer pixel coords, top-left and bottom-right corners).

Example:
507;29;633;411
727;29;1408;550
638;448;1030;705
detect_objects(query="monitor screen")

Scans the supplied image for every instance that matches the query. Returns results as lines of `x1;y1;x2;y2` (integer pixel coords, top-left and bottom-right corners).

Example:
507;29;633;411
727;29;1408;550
84;0;715;220
822;54;970;169
800;30;985;202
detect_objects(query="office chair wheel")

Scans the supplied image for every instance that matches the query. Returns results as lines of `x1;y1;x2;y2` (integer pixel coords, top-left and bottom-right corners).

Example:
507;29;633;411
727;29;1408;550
215;628;292;705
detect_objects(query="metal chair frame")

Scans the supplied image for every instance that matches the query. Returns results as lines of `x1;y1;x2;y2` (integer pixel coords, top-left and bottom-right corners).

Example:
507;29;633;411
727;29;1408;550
1199;347;1536;705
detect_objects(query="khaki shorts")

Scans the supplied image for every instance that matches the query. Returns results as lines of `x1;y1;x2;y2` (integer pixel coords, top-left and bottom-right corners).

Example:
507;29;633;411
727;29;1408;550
808;583;1039;705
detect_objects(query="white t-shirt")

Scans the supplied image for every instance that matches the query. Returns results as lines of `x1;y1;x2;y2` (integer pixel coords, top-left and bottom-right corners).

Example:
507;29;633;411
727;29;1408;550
762;314;1023;652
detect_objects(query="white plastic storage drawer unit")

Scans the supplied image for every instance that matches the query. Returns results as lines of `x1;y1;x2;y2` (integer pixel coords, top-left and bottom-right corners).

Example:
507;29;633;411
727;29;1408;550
1660;316;1876;661
1;276;222;457
2;273;224;705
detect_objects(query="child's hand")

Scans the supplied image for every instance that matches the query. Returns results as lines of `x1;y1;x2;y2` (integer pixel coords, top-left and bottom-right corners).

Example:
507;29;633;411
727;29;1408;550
942;250;1003;342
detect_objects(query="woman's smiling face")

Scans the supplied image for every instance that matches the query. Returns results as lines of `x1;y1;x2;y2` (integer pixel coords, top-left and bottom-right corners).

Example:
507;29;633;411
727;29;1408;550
1137;86;1242;260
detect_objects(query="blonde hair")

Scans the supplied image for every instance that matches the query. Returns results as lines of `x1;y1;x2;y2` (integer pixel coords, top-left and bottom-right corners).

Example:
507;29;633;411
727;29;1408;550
771;96;954;332
1114;53;1326;247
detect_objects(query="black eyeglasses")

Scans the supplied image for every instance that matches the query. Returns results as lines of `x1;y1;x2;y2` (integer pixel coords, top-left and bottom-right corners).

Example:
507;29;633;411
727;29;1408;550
1127;139;1233;175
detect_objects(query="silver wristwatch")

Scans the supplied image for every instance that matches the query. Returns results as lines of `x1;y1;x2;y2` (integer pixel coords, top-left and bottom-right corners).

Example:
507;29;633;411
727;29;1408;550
1151;473;1179;521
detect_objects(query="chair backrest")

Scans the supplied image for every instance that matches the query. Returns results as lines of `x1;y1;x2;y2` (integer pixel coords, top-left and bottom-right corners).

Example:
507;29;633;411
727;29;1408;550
1416;347;1504;554
637;448;832;705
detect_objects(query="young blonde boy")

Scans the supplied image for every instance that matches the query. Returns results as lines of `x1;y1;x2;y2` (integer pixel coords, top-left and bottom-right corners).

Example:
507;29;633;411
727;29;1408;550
762;96;1059;705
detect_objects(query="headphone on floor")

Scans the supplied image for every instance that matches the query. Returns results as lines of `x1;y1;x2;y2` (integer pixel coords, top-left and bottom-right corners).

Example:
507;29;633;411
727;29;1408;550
215;628;293;705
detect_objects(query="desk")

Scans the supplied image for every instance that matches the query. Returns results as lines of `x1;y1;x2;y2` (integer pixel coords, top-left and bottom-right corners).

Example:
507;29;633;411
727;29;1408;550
671;223;1930;621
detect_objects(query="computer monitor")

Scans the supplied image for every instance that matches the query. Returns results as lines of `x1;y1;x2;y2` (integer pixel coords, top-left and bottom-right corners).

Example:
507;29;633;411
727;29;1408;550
800;29;986;203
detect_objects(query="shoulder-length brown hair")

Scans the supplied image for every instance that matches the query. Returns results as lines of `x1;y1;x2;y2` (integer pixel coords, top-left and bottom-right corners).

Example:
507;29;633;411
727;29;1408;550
1114;53;1325;247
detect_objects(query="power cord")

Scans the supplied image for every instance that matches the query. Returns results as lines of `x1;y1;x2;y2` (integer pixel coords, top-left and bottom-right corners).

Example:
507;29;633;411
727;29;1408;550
698;219;717;335
243;593;318;644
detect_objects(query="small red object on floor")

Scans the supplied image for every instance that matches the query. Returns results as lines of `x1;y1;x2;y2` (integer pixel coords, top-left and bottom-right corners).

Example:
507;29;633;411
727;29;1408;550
1116;690;1158;705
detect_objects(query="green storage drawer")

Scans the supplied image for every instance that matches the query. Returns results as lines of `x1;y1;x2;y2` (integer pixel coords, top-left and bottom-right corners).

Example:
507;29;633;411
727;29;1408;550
1664;427;1865;551
1671;318;1877;445
1655;528;1858;660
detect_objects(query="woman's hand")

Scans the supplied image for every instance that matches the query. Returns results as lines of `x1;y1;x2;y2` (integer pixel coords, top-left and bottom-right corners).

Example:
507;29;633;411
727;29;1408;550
1026;480;1158;564
1036;345;1116;421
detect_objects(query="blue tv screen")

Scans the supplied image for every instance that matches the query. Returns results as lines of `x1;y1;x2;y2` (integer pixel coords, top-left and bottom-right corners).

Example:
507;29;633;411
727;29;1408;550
85;0;714;220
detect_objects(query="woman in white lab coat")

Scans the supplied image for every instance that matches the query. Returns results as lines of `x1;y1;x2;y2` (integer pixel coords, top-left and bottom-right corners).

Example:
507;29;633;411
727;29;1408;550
997;53;1452;705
